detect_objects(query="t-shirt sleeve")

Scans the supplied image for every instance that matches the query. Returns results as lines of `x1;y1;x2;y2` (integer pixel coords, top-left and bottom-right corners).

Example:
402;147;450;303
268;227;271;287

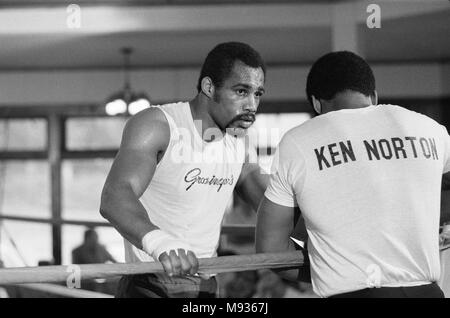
442;125;450;173
264;134;306;207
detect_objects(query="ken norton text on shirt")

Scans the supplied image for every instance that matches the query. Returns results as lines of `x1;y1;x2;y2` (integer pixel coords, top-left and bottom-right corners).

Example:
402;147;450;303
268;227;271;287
315;136;439;171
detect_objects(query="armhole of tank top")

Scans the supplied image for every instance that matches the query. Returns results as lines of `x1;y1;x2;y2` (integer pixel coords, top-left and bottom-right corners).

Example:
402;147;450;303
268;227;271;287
152;106;177;168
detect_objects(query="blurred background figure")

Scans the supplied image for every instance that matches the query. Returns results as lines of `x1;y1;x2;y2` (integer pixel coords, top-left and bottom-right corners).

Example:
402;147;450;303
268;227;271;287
72;228;116;265
71;228;117;293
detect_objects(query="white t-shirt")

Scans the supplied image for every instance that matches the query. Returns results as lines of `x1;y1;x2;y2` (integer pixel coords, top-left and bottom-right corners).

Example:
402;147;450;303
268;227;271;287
265;104;450;297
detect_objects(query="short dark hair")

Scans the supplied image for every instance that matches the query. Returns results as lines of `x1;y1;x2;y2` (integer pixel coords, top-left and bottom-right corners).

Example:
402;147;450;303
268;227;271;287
306;51;376;107
196;42;266;92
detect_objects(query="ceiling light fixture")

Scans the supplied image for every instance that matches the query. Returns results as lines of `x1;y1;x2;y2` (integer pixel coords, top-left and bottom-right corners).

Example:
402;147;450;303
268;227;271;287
105;47;150;116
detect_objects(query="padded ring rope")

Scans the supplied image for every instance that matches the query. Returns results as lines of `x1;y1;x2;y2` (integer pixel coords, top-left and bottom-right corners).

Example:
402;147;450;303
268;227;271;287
0;251;304;285
2;247;448;286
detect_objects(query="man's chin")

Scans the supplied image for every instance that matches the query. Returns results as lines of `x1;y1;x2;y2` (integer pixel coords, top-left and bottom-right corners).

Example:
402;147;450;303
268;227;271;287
225;126;249;138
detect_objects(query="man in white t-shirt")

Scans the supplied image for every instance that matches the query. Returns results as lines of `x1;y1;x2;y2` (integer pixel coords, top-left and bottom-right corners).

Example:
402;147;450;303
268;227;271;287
256;51;450;298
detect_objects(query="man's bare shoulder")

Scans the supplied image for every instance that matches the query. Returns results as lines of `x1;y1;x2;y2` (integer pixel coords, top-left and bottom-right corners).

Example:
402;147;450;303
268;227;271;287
121;107;170;151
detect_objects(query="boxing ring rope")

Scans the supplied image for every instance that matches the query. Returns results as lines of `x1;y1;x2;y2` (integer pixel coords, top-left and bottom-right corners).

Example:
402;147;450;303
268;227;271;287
1;246;449;286
0;251;303;285
1;248;449;298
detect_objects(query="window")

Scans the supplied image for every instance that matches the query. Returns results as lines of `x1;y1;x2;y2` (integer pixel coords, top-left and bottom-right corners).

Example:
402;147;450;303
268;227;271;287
0;221;52;267
0;119;47;151
66;118;127;150
0;161;50;218
62;159;113;221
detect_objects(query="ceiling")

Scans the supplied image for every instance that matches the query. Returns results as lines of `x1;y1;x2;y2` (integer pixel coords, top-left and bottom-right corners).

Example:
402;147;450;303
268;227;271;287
0;0;448;71
361;10;450;63
0;0;338;6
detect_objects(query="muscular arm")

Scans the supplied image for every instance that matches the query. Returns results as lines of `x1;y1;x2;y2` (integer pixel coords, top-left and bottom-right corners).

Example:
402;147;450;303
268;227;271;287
100;108;169;249
255;197;300;281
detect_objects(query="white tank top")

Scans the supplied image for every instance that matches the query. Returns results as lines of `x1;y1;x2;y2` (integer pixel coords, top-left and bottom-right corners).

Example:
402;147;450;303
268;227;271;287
125;102;245;262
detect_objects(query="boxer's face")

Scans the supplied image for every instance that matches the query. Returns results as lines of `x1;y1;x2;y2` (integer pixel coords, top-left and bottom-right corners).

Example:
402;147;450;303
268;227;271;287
210;61;265;134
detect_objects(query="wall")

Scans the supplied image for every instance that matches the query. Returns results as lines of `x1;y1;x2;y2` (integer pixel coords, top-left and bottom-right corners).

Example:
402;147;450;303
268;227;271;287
0;62;448;106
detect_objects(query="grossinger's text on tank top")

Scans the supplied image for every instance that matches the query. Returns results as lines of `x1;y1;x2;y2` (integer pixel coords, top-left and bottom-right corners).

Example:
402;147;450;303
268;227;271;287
184;168;235;192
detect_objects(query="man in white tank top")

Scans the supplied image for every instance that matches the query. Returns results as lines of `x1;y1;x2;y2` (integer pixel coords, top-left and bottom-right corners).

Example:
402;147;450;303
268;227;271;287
256;51;450;298
100;42;268;298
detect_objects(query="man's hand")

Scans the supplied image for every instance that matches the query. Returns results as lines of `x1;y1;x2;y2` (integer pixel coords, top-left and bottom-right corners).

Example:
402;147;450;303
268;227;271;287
159;249;199;277
142;230;199;277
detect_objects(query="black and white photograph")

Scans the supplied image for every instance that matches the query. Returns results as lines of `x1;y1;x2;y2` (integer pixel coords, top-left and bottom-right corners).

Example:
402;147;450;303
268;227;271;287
0;0;449;302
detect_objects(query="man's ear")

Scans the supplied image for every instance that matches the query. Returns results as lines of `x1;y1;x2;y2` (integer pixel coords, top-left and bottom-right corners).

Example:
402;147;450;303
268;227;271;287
371;90;378;106
200;77;215;98
312;95;322;114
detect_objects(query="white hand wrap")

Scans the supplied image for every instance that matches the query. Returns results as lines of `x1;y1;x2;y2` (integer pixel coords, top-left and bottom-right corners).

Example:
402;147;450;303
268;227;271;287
142;230;192;261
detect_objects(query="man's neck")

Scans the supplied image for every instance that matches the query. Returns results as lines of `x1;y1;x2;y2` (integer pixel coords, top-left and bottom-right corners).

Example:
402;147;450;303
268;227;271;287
189;94;223;142
322;92;374;114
